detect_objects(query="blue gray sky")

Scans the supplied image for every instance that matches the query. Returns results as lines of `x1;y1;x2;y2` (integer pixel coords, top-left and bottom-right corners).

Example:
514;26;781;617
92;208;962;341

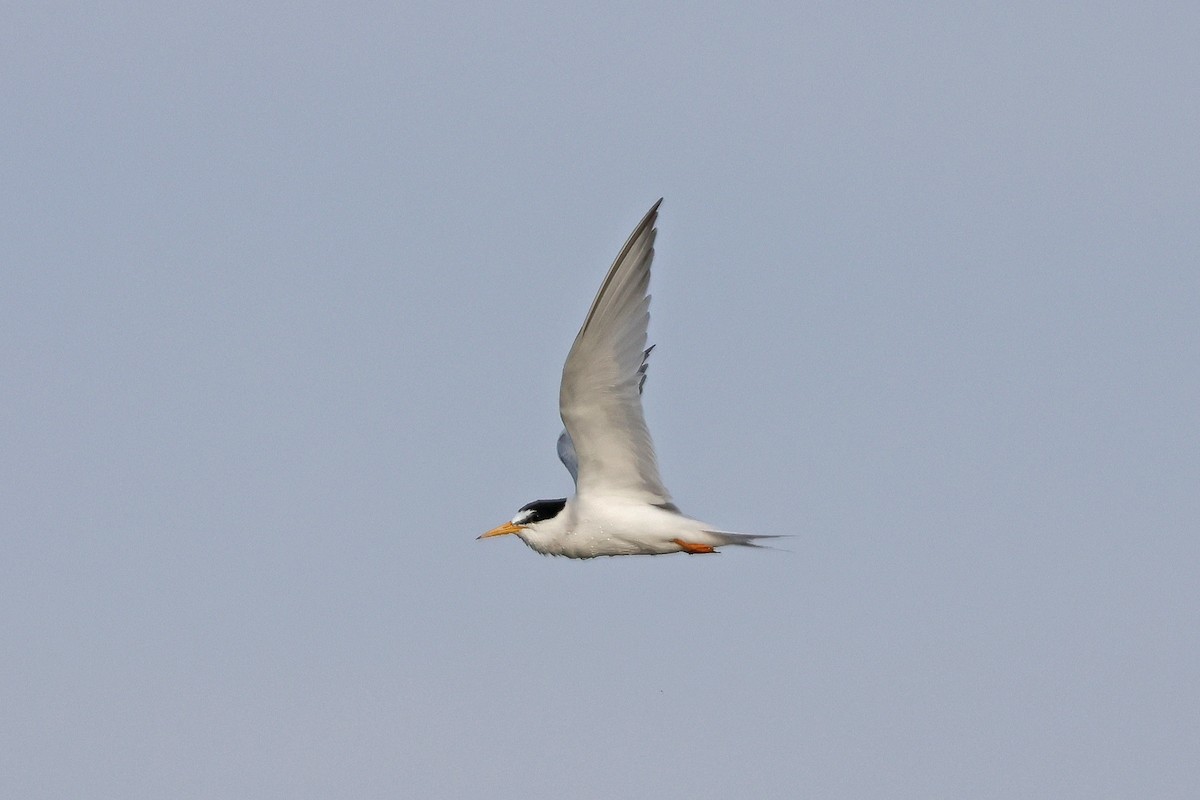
3;3;1198;798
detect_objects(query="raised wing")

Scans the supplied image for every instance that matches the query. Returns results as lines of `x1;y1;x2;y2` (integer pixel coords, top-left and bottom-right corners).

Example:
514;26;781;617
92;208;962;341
558;200;671;504
556;344;654;487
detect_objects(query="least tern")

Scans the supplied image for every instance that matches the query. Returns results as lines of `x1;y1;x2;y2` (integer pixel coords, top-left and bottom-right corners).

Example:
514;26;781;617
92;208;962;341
480;200;774;558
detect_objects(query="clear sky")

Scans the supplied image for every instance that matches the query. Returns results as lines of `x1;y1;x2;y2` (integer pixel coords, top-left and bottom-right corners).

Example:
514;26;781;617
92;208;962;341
3;3;1198;798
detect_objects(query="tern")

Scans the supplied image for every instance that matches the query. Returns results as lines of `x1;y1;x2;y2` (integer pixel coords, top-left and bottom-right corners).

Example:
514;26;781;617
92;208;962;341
480;200;774;558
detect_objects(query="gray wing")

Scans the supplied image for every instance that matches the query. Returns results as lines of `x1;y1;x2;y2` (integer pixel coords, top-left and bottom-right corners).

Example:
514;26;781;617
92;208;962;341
556;429;579;484
558;200;671;504
556;345;654;488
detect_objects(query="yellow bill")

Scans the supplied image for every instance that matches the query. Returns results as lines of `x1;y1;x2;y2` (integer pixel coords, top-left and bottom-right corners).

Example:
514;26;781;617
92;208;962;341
478;521;523;539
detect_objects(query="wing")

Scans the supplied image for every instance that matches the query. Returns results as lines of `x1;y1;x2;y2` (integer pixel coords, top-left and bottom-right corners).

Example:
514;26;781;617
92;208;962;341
558;200;671;504
556;344;654;487
556;429;579;484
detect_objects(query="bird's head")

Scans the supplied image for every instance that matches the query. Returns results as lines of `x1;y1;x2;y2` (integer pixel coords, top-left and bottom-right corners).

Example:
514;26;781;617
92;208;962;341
479;498;567;542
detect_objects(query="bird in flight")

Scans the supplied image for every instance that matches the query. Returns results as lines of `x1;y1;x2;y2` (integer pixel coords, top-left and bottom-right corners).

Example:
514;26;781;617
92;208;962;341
480;200;774;558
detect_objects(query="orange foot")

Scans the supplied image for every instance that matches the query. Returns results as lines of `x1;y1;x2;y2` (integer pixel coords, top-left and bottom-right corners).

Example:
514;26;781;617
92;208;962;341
672;538;717;554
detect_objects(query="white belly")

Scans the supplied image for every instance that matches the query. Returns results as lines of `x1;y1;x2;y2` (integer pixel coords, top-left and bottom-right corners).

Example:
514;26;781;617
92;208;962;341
519;497;716;558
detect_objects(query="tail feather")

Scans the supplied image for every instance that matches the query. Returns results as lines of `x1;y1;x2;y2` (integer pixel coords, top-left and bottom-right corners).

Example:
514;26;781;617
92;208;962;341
706;531;787;549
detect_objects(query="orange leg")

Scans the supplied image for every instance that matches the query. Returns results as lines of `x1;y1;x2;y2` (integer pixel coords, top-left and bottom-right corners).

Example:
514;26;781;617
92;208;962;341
672;538;716;554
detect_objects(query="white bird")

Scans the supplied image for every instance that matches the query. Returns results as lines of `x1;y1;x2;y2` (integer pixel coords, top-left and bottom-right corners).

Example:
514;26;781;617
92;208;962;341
479;200;775;558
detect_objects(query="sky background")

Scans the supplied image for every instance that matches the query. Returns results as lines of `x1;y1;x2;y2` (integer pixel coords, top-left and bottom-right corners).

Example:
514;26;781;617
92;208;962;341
3;3;1198;798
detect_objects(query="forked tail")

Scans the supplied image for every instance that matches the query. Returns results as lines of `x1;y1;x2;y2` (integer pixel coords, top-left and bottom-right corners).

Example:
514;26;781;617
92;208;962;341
706;531;786;549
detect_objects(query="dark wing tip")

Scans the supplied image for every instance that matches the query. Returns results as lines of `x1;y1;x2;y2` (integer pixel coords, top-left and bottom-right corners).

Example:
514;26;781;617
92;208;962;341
576;200;663;340
648;198;663;225
636;198;663;233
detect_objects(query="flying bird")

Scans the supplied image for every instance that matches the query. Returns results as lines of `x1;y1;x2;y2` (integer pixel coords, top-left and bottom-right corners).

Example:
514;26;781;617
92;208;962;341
480;200;774;558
